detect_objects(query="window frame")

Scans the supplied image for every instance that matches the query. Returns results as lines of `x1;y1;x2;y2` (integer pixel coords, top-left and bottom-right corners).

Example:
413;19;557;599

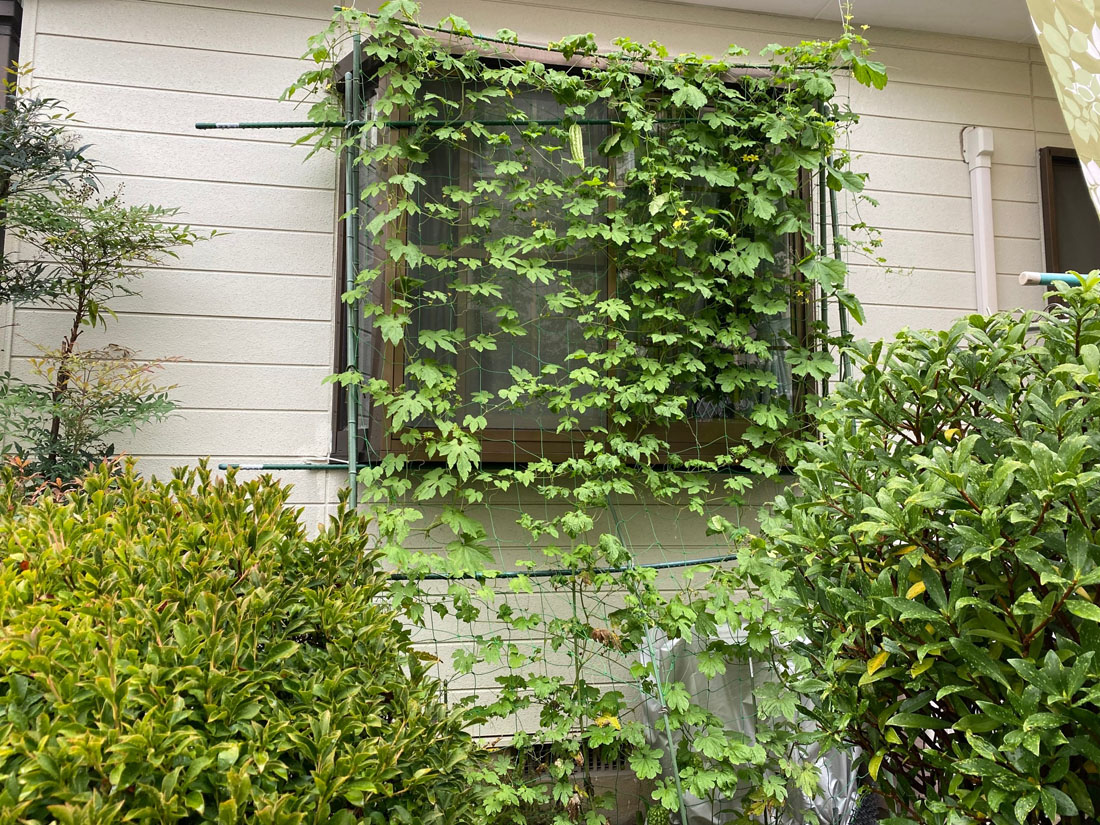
1038;145;1100;273
0;0;19;111
331;39;817;465
0;0;22;256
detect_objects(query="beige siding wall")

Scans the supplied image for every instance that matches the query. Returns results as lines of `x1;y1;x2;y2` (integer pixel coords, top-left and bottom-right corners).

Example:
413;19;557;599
2;0;1069;526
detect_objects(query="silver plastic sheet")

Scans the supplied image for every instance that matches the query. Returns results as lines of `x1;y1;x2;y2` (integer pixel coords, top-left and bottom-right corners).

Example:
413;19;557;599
638;627;862;825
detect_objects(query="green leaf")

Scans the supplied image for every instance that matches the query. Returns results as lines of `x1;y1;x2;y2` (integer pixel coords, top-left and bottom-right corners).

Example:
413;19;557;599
850;55;888;89
218;797;238;825
185;791;205;815
826;166;865;193
376;313;408;345
217;743;240;771
949;638;1010;687
801;256;847;290
671;84;706;108
866;650;889;675
629;746;663;780
664;682;691;714
886;713;950;730
865;753;886;784
265;640;299;661
1064;599;1100;622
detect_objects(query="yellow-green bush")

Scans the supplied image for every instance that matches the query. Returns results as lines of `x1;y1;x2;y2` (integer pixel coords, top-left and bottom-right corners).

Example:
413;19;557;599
0;463;480;825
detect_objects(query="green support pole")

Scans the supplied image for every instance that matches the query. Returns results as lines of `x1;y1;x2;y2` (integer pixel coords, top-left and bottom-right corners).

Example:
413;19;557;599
823;105;851;383
218;463;347;471
196;117;702;131
350;34;363;502
343;71;359;506
829;183;850;382
1019;271;1086;285
818;164;830;396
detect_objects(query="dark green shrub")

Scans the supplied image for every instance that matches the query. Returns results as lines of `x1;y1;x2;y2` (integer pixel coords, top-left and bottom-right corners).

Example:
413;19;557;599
0;463;481;825
758;279;1100;824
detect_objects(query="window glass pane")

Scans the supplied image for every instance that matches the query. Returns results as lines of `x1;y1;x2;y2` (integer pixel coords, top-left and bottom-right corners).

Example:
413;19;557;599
405;82;609;432
614;173;799;420
469;260;605;429
408;81;460;248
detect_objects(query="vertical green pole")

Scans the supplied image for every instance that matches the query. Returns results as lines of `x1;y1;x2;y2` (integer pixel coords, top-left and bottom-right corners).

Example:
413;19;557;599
829;185;850;382
350;34;364;500
818;164;830;397
343;71;359;506
824;105;851;383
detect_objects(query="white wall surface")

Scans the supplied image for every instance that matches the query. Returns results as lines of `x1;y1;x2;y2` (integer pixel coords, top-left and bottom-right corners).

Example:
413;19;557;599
2;0;1069;525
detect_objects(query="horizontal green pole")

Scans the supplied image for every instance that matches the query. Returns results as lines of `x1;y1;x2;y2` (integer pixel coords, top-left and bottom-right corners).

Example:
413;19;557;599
218;460;795;475
218;462;348;471
389;551;739;581
1018;271;1084;286
196;117;693;131
197;120;352;130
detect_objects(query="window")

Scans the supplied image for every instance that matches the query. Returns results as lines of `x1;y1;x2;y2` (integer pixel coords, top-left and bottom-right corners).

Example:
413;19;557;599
0;0;18;111
331;53;814;465
1039;146;1100;274
0;0;21;254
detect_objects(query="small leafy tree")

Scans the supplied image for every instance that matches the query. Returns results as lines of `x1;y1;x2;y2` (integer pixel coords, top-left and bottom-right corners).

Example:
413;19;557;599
0;462;481;824
0;85;209;481
0;76;96;304
755;278;1100;824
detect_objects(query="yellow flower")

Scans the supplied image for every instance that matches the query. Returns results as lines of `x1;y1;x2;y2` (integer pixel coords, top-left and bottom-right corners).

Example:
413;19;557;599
672;219;685;229
742;153;760;162
594;714;621;730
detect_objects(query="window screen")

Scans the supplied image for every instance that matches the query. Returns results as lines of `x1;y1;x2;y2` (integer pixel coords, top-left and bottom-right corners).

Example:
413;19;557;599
334;80;804;462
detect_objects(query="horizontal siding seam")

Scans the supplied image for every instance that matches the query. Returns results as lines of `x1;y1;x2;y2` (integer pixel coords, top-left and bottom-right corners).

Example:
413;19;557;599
146;266;335;280
85;169;333;192
166;406;329;413
31;72;299;108
14;307;333;325
8;356;336;371
94;171;334;194
137;0;332;24
34;30;305;64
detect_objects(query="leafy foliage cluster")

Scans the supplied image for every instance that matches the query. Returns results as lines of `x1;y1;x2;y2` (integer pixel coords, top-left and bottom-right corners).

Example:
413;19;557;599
0;85;96;305
0;462;479;825
0;82;209;482
285;5;887;823
753;279;1100;824
292;3;884;518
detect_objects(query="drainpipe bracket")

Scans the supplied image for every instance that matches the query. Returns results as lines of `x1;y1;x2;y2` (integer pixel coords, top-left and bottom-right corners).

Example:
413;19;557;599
962;125;995;171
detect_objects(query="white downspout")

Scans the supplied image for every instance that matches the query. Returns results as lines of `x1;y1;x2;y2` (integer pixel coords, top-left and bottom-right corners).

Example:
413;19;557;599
963;126;998;315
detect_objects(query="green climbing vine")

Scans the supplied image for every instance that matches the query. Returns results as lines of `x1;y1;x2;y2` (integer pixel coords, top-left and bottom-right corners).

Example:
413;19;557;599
286;4;886;822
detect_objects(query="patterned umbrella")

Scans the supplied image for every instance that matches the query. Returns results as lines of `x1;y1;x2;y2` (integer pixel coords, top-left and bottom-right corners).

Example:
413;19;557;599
1028;0;1100;215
